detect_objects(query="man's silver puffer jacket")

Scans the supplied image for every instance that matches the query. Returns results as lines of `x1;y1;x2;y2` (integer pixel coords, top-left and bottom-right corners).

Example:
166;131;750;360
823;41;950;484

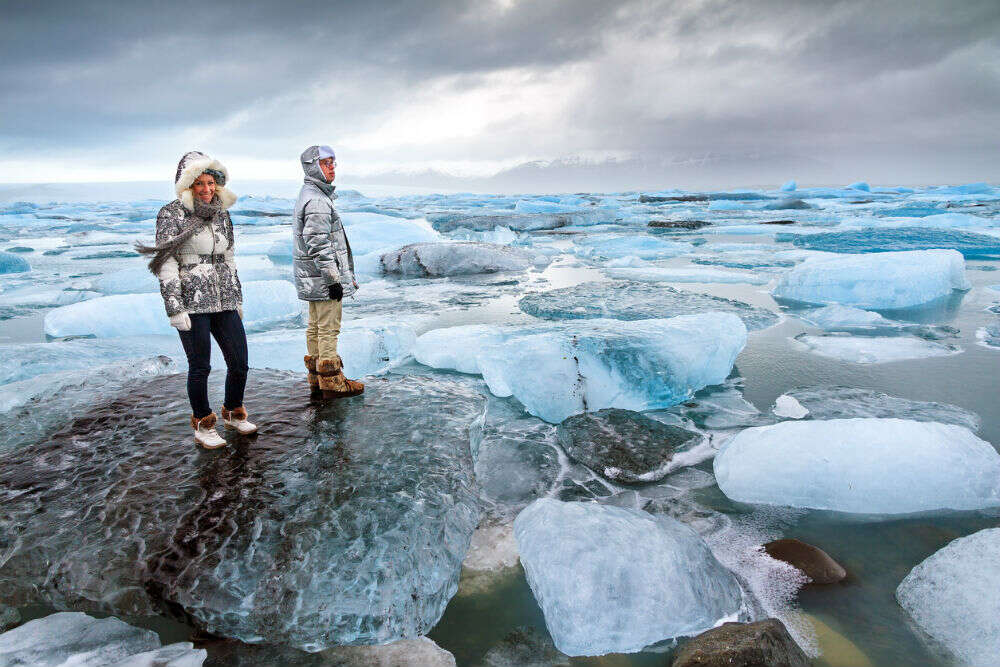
292;145;356;301
154;152;242;316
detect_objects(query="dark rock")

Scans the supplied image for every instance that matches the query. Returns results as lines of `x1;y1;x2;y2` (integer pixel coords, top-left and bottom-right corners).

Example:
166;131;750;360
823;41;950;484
762;199;815;210
0;370;484;651
848;199;874;204
4;246;33;253
672;619;811;667
649;220;711;230
640;194;709;203
760;220;797;225
479;626;571;666
556;408;701;485
764;538;847;584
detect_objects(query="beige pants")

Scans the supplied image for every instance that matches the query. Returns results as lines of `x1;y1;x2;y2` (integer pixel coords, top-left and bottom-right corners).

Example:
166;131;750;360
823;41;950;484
306;299;342;359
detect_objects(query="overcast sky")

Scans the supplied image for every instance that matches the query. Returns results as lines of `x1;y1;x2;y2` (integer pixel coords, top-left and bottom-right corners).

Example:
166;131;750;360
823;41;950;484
2;0;998;188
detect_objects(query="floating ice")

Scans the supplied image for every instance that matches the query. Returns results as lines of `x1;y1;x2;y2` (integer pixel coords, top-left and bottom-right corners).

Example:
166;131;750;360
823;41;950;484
781;180;797;192
762;198;814;210
978;320;1000;349
0;612;205;667
896;528;1000;666
416;314;747;423
380;242;536;277
519;280;779;330
574;234;694;260
345;217;441;255
246;319;416;378
514;498;743;656
0;371;484;650
772;395;809;419
781;228;1000;259
791;333;961;364
607;266;768;285
429;211;607;233
0;251;29;274
714;418;1000;513
796;304;899;329
772;250;970;309
847;182;871;191
555;408;703;484
777;387;980;430
43;280;300;338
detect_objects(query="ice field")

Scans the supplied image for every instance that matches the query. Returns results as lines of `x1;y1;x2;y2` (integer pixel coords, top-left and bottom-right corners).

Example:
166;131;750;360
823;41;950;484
1;181;1000;665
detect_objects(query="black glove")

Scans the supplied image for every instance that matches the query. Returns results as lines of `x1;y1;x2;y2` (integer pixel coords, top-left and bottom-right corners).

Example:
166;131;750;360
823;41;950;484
329;283;343;301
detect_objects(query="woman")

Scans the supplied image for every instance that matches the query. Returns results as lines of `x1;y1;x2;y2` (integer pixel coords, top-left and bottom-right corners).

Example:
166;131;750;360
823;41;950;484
137;151;257;448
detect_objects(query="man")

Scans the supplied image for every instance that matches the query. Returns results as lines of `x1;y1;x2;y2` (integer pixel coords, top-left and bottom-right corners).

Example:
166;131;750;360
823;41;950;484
293;145;364;398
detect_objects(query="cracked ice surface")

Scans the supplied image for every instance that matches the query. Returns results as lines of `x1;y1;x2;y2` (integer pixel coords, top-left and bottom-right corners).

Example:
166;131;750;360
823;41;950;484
714;418;1000;513
519;280;779;330
0;371;483;650
514;498;743;656
415;313;747;423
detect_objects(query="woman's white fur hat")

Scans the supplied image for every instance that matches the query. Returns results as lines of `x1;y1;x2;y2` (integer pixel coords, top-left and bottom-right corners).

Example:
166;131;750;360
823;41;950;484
174;150;237;211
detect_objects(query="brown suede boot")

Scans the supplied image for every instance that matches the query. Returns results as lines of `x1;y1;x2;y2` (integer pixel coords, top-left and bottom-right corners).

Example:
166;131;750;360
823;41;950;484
304;355;322;394
316;356;364;398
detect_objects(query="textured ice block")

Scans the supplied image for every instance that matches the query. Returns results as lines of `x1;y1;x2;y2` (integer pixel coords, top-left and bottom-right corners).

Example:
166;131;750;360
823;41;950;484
782;227;1000;259
380;242;535;276
791;333;960;364
514;499;742;656
896;528;1000;666
772;250;969;309
0;371;483;651
714;418;1000;513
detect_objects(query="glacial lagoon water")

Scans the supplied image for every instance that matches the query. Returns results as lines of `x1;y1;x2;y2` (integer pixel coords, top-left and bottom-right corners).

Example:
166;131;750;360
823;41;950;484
1;182;999;665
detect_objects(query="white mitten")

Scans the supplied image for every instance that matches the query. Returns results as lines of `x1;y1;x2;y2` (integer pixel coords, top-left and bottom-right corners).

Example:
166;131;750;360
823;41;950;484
237;305;243;319
170;312;191;331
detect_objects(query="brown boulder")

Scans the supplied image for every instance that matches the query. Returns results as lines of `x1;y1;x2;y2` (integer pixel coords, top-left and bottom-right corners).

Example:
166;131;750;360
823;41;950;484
672;619;810;667
764;538;847;584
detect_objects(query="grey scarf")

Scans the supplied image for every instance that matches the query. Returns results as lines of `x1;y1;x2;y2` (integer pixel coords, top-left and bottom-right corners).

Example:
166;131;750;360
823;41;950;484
136;197;222;275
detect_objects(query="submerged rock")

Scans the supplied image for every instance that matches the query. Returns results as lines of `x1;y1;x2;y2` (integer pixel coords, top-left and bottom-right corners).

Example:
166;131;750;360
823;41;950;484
896;528;1000;667
519;280;779;330
479;626;571;667
672;619;810;667
379;242;536;277
714;418;1000;514
203;636;455;667
513;498;743;656
763;539;847;584
0;611;205;667
0;371;483;651
555;408;702;484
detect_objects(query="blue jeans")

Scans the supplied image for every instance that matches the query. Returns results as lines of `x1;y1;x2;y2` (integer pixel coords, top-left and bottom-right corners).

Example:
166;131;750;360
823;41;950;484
177;310;248;419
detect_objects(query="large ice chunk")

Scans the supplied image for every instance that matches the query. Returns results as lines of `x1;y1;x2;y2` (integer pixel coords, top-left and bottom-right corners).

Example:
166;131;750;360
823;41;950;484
0;611;205;667
780;228;1000;259
0;371;483;650
519;280;779;330
772;250;969;309
380;242;536;276
714;418;1000;513
513;498;743;656
414;314;748;423
896;528;1000;666
44;280;299;338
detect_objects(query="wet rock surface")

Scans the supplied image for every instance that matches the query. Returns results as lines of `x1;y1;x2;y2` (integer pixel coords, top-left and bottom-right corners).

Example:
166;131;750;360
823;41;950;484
0;370;484;651
519;280;779;330
648;219;711;229
672;619;811;667
764;539;847;584
555;408;702;484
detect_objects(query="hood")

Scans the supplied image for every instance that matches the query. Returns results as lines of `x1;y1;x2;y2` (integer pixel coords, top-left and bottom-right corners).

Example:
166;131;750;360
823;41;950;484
300;145;336;195
174;150;237;212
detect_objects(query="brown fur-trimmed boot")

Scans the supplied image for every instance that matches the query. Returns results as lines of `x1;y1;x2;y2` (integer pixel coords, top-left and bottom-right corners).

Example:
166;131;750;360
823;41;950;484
191;413;226;449
221;406;258;435
316;356;365;399
304;355;322;395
